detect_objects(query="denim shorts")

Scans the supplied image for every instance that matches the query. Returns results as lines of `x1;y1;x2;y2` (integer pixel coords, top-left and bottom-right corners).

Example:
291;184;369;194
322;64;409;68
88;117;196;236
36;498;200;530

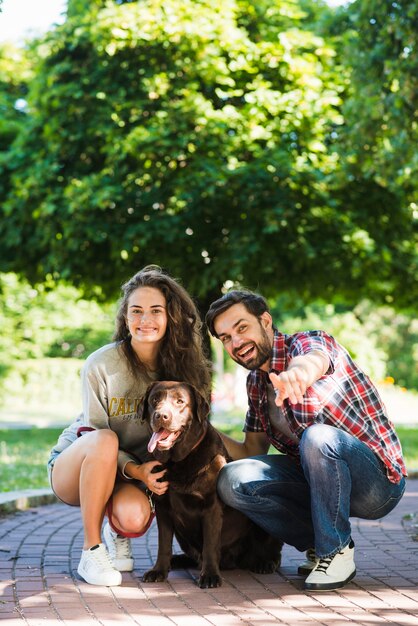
47;449;64;498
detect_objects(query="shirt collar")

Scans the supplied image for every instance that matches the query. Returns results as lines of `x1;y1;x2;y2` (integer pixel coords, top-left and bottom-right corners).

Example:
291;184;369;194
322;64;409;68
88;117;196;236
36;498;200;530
269;329;287;374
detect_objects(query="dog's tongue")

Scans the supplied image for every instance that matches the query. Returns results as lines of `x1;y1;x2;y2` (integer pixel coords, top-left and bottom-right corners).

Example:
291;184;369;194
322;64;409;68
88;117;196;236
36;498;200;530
148;429;176;453
148;430;166;453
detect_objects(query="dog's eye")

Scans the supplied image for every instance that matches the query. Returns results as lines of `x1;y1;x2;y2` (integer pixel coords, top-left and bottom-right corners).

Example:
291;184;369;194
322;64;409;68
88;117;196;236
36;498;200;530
176;398;185;405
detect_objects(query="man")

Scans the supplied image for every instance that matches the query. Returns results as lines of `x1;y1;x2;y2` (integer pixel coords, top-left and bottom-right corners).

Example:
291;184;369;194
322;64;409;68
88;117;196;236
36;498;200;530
205;290;406;591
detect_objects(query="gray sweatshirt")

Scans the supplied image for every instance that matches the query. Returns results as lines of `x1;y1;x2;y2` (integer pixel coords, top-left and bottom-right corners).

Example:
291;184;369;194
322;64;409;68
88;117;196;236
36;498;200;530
49;342;158;475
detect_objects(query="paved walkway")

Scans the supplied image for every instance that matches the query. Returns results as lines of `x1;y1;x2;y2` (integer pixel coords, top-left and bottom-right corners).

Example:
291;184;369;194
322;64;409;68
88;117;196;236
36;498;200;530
1;480;418;626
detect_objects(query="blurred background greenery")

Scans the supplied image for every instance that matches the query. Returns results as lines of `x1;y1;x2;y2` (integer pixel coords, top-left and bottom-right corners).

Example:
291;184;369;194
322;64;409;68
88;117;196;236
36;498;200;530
0;0;417;490
0;271;417;424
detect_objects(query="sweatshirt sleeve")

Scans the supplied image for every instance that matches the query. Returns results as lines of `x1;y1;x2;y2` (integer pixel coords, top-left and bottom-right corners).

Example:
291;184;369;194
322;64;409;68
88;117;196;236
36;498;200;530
118;450;143;478
81;357;111;430
81;350;148;475
48;416;81;457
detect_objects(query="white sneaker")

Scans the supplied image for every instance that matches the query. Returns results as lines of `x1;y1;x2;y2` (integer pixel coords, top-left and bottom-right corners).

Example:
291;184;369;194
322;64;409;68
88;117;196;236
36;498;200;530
77;543;122;586
298;548;318;575
103;522;134;572
304;540;356;591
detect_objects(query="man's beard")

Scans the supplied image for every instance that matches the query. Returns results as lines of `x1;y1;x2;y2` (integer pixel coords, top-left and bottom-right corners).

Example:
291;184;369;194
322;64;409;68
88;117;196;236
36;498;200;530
231;326;272;370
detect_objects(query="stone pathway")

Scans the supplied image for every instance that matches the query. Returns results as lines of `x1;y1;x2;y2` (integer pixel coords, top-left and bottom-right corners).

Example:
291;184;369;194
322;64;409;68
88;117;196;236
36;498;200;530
1;480;418;625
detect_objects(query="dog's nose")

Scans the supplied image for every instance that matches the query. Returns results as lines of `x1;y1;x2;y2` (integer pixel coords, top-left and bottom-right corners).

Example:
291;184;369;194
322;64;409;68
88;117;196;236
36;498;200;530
154;411;170;422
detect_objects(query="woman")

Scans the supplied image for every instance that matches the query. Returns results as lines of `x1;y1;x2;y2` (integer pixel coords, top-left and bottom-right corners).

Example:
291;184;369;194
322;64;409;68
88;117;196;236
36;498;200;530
47;265;211;586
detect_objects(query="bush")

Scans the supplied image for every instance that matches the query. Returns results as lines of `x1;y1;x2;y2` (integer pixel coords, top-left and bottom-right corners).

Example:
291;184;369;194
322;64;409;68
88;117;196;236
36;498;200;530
273;303;387;381
0;272;115;411
0;358;83;416
0;272;115;361
270;298;418;390
355;301;418;391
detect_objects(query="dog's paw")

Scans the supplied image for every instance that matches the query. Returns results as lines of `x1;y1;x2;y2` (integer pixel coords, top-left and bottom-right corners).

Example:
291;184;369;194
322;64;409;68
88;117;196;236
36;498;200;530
198;572;222;588
142;569;168;583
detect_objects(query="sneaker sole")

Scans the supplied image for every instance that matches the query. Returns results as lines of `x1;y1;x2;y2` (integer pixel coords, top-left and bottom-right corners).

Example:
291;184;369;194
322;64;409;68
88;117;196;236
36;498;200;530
304;568;356;591
113;559;134;572
77;566;122;587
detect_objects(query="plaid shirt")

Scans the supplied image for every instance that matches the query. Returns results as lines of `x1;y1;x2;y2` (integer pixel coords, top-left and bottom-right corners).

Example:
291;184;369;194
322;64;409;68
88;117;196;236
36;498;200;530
245;330;406;484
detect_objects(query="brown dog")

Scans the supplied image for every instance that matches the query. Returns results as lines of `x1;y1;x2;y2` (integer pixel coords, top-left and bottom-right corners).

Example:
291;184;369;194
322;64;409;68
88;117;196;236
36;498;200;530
140;381;283;588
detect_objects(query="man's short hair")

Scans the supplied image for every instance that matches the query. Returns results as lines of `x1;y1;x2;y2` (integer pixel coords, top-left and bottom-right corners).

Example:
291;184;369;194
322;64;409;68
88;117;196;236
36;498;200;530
205;290;270;337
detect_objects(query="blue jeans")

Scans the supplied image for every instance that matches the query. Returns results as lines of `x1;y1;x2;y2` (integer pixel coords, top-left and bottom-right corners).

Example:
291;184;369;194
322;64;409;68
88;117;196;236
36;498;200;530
217;424;406;558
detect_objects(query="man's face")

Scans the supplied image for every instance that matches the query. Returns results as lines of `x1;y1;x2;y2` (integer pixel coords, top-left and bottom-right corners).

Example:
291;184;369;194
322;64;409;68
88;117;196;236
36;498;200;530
213;303;274;371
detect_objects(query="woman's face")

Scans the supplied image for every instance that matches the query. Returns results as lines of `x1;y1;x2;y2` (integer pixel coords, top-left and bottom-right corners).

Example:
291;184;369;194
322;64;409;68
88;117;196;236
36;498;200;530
125;286;168;346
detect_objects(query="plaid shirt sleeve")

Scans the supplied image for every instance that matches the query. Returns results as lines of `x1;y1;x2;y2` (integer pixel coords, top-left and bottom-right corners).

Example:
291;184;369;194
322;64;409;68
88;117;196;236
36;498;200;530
287;330;339;374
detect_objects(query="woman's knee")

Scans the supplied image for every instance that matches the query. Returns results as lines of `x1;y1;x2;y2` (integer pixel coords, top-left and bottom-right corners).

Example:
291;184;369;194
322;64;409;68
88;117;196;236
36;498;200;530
112;507;151;534
111;487;151;533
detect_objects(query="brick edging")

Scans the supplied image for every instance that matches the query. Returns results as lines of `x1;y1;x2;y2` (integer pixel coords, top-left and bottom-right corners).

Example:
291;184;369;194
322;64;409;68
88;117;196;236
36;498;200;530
0;489;58;515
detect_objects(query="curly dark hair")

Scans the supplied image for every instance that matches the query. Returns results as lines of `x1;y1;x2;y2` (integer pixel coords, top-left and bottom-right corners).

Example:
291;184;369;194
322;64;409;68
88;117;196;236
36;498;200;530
114;265;211;399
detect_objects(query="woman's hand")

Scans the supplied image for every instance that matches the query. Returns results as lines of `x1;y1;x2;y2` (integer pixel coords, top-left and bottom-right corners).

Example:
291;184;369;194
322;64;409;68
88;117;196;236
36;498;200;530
142;460;169;495
125;459;169;495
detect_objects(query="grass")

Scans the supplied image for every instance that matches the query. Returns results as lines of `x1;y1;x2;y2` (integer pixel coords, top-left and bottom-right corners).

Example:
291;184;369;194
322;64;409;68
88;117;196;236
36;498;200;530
0;424;417;493
395;426;418;470
0;428;62;492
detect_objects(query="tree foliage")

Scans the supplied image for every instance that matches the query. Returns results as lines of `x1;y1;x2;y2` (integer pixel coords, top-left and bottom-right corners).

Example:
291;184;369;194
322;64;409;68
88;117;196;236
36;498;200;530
0;272;114;363
339;0;418;195
332;0;418;308
0;0;416;309
0;43;31;198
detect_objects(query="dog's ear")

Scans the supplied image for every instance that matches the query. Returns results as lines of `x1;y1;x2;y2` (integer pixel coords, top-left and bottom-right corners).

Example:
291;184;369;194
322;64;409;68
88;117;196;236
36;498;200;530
137;381;158;423
188;384;210;422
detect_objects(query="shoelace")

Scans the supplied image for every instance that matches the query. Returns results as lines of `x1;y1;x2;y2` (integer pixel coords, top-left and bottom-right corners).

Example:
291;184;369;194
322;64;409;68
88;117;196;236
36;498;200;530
92;546;116;571
114;534;132;559
315;556;333;573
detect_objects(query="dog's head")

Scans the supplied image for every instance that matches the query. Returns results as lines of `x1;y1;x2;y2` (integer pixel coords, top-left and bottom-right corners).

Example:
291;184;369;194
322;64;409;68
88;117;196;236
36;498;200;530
139;381;210;462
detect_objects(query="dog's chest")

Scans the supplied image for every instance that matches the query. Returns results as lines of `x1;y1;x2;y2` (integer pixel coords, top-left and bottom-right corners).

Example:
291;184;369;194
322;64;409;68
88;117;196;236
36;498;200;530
167;483;219;529
168;464;215;497
165;453;224;514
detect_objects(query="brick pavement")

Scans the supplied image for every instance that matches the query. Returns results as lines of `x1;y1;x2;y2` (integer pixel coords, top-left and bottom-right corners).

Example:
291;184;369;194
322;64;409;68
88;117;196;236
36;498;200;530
1;479;417;626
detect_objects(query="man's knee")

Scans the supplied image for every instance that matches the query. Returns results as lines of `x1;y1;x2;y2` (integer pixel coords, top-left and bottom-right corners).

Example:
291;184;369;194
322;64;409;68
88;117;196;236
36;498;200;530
300;424;341;464
217;463;238;504
218;457;266;506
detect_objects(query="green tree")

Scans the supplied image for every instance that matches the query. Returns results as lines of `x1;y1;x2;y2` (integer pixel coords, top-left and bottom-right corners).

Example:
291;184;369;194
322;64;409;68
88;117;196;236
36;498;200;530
339;0;418;196
329;0;418;309
0;43;31;199
0;0;415;310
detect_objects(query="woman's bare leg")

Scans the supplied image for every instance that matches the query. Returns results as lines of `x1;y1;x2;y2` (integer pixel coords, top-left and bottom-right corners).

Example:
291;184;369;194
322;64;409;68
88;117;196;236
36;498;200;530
51;430;118;549
110;482;152;534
